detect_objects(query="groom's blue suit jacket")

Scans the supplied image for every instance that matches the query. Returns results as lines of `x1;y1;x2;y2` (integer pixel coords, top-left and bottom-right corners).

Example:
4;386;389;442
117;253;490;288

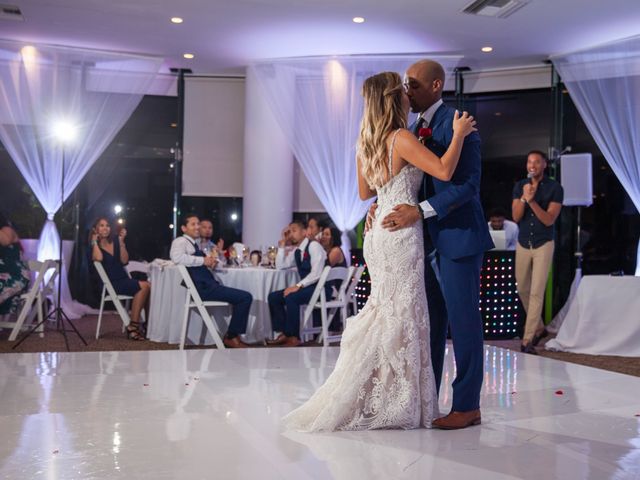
416;103;494;260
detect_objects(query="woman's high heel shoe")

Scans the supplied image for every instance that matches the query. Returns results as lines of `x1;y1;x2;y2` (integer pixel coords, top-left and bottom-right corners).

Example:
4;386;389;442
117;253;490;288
532;328;549;346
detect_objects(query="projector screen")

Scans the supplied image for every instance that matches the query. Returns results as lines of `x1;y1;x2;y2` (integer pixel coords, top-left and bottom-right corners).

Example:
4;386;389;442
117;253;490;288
183;76;245;197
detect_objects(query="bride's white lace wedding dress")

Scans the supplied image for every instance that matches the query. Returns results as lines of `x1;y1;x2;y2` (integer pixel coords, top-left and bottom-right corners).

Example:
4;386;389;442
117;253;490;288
282;130;438;432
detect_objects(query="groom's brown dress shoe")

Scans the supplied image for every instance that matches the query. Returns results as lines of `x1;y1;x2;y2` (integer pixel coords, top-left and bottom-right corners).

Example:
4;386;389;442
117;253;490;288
432;410;481;430
266;333;287;346
282;336;302;347
222;336;249;348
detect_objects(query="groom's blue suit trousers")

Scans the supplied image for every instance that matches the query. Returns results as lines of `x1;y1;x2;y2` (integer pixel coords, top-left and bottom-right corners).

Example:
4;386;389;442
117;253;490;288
431;252;484;412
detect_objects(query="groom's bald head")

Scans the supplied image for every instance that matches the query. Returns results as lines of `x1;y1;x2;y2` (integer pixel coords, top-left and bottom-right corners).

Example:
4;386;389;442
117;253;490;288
404;60;445;113
410;60;445;84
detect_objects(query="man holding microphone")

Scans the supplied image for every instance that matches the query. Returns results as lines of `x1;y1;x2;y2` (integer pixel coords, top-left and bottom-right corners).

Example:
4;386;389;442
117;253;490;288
512;150;564;354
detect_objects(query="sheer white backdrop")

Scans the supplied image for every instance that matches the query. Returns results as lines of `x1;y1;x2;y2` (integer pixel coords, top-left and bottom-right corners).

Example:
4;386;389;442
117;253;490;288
0;41;162;317
552;35;640;275
250;56;461;258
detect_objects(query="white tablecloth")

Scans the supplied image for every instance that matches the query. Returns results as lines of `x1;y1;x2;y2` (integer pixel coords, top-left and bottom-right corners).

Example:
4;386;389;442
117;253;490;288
147;262;299;345
545;275;640;356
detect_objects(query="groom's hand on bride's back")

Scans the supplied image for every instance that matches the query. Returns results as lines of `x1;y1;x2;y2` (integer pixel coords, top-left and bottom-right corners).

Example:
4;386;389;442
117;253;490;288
364;203;378;234
382;204;422;232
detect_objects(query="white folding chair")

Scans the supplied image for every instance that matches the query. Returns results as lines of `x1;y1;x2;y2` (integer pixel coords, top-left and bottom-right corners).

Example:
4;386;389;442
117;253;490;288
94;261;134;339
176;264;230;350
125;261;150;276
347;265;366;318
3;260;58;341
37;259;59;318
300;266;353;347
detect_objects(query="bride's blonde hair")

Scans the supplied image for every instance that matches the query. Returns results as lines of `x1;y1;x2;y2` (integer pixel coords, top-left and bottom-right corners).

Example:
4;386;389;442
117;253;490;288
357;71;407;189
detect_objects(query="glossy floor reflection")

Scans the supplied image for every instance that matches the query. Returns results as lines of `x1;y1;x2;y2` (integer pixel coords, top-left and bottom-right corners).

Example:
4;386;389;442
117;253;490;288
0;345;639;479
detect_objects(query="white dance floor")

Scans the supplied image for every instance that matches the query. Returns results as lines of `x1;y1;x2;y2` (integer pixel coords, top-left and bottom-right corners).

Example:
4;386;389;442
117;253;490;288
0;345;639;479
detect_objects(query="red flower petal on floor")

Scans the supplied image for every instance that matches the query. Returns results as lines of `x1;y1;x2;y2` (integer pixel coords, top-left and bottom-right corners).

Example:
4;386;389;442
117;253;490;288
52;450;59;454
185;383;189;386
555;390;564;395
635;413;640;417
511;391;517;395
143;383;149;387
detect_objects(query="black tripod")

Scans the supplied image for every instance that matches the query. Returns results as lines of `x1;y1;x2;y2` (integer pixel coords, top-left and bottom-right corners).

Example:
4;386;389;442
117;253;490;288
14;147;87;351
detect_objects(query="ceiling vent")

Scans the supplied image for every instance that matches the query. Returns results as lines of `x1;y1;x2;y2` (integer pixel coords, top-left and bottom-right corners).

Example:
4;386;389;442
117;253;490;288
462;0;529;18
0;4;24;21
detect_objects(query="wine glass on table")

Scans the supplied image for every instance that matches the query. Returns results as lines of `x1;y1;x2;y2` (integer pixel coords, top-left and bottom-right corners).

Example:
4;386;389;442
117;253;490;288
242;246;251;267
267;246;277;268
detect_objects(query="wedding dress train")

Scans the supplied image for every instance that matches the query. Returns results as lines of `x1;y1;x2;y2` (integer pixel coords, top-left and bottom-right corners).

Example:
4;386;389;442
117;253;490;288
283;131;438;431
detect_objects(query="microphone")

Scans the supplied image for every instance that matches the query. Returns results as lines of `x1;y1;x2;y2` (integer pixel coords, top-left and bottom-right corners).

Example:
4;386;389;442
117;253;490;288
526;172;535;184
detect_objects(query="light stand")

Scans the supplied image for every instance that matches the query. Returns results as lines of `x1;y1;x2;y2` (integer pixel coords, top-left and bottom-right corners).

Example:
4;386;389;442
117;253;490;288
14;125;87;350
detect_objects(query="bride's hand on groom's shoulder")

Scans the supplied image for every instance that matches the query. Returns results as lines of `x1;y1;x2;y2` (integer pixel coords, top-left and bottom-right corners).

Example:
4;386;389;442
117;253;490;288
452;110;477;139
381;204;421;232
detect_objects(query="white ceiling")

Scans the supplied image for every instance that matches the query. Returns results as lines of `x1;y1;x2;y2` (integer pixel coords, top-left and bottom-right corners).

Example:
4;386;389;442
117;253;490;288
1;0;639;74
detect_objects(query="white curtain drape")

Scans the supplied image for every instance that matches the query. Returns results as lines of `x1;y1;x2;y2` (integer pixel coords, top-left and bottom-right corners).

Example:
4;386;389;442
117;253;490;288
0;41;162;317
250;56;461;260
551;35;640;275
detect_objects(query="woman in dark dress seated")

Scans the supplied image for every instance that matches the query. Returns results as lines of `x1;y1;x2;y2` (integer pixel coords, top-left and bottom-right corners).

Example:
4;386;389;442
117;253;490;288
91;217;150;340
318;226;348;331
0;220;30;315
321;227;347;268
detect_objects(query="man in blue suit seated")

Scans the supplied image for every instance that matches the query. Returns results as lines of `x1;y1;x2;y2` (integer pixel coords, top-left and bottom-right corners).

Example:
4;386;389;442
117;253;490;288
379;59;494;429
170;214;253;348
267;220;327;348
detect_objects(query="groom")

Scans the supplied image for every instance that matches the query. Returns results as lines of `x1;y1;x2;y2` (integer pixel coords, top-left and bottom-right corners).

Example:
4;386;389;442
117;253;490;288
382;60;494;429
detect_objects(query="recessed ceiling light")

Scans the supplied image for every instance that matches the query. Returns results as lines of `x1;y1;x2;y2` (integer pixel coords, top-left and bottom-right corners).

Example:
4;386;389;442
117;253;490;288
352;17;365;23
171;17;183;24
170;123;177;128
183;53;194;59
481;46;493;53
494;112;502;116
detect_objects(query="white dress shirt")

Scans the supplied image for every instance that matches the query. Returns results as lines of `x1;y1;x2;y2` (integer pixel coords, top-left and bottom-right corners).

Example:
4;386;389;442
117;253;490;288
417;99;444;219
170;234;205;267
488;219;519;251
276;237;327;288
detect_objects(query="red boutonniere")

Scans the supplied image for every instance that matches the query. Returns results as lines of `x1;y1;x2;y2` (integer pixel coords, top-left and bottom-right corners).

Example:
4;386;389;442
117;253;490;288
224;249;230;258
418;127;433;143
303;251;310;261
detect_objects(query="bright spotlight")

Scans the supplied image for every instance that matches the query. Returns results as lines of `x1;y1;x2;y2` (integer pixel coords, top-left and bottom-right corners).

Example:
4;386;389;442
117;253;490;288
230;213;238;222
117;218;124;225
114;204;123;214
52;120;77;143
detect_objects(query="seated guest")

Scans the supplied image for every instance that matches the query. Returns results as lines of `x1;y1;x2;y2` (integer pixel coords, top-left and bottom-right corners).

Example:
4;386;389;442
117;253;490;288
0;221;30;316
279;224;294;247
319;226;348;330
198;218;224;259
170;214;252;348
487;207;519;251
267;220;327;347
307;217;323;242
91;217;150;341
320;227;347;267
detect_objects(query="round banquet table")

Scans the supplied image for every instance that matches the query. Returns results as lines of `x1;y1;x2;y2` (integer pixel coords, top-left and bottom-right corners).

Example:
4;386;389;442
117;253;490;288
148;261;299;345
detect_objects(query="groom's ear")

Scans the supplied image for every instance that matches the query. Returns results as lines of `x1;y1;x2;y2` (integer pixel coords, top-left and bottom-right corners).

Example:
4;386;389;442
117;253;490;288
432;78;443;92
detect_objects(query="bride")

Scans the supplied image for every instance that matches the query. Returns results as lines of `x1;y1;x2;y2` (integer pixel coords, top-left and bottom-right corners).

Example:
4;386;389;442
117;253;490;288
283;71;477;432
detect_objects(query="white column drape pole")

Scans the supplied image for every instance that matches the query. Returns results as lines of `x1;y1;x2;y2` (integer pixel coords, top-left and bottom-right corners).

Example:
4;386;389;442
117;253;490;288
242;67;294;249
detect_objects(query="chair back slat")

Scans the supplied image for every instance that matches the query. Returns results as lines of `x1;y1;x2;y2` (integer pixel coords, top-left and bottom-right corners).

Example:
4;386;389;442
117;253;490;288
333;266;355;302
176;264;226;350
176;265;204;306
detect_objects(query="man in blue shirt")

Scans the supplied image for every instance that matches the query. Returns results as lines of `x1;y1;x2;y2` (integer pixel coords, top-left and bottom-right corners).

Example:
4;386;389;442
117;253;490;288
512;150;564;354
